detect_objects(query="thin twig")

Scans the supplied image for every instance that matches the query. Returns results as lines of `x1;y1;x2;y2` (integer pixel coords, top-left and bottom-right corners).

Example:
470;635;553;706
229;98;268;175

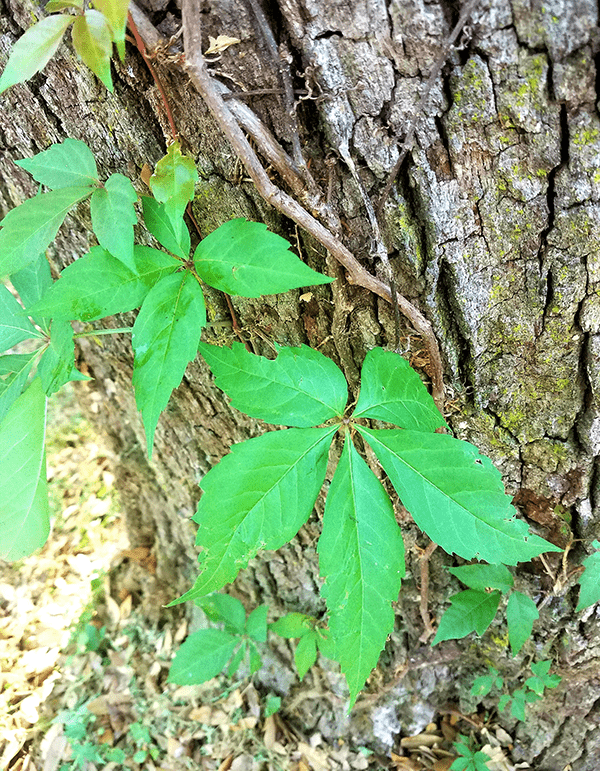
418;541;438;642
180;0;445;407
376;0;479;219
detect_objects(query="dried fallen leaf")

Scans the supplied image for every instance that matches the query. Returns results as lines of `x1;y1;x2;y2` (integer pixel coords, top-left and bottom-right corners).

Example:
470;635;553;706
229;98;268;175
400;733;442;749
205;34;241;55
390;752;421;770
264;715;276;750
431;759;454;771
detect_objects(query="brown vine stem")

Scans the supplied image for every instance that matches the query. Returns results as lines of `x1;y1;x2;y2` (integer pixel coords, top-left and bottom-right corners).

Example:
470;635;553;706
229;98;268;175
180;0;445;407
127;10;179;142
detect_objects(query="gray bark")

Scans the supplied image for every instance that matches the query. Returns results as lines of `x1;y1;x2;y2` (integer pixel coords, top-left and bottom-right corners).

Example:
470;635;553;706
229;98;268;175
2;0;600;767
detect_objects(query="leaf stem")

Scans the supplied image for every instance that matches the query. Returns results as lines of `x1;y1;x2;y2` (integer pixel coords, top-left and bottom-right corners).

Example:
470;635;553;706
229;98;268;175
74;327;133;338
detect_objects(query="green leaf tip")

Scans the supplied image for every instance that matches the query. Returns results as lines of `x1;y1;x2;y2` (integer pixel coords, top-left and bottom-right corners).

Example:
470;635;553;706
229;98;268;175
0;377;50;560
319;435;405;708
199;341;347;427
171;426;335;604
353;347;446;431
576;541;600;611
358;426;561;566
0;15;75;94
194;219;334;297
15;139;99;189
132;270;206;457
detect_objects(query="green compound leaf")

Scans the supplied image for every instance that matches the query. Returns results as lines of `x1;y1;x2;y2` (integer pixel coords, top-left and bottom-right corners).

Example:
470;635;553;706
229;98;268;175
0;284;42;352
194;219;334;298
28;245;179;322
141;196;190;260
198;593;246;635
15;139;99;190
199;342;347;427
149;141;197;223
448;563;514;594
93;0;130;58
0;14;75;94
171;427;335;604
10;253;53;330
71;10;114;92
246;604;268;643
576;540;600;611
38;320;74;395
295;632;318;680
132;270;206;456
270;612;314;638
526;660;561;695
167;628;238;685
358;427;561;566
433;589;501;644
0;187;93;278
506;590;539;655
90;174;138;271
470;667;503;698
318;436;405;708
0;353;38;424
353;347;446;431
0;378;49;560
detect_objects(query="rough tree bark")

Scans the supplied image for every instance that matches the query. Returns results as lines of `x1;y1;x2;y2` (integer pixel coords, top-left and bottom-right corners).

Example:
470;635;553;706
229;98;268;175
1;0;600;767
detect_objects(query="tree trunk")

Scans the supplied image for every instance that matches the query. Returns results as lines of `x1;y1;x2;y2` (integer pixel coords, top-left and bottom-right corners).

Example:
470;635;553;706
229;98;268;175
2;0;600;766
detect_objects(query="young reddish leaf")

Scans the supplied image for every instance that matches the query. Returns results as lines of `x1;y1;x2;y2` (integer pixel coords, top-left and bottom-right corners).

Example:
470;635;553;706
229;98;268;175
141;196;190;260
0;284;42;353
199;342;347;427
353;347;447;431
71;10;114;92
171;427;335;604
318;436;405;708
0;15;75;94
149;142;198;223
0;187;93;278
167;629;238;685
194;219;334;297
15;139;99;190
93;0;130;59
90;174;138;271
433;589;501;644
0;378;49;560
506;591;538;655
28;245;178;322
576;540;600;611
132;271;206;455
359;427;561;565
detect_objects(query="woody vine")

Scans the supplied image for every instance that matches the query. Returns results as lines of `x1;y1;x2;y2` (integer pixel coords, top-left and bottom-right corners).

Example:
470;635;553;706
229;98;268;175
1;0;599;719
